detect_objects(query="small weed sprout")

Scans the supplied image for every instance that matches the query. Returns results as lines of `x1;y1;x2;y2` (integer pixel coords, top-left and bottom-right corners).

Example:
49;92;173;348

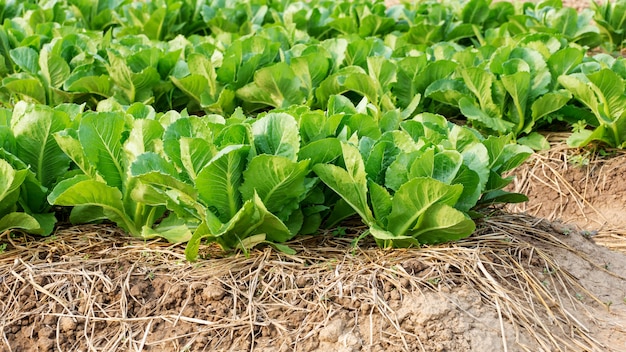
580;230;598;239
332;226;347;237
427;277;441;286
568;153;590;167
575;293;585;301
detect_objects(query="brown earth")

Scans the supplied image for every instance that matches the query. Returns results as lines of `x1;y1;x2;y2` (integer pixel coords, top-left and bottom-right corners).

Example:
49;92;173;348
1;213;626;352
508;135;626;252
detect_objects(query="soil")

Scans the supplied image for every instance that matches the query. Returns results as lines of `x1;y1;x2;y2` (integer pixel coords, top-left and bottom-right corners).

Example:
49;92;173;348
508;137;626;251
1;212;626;352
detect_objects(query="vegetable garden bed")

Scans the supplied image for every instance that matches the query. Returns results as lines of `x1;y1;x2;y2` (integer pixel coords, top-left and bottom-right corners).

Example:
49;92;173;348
1;0;626;350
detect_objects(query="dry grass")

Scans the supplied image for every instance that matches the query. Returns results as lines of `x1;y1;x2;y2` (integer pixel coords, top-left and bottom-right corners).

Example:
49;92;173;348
508;133;626;253
0;214;617;351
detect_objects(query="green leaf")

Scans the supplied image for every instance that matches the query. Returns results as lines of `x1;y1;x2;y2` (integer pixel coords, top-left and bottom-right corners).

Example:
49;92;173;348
163;117;213;172
363;139;399;184
196;145;250;222
451;165;482;212
460;67;498;115
124;118;165;162
425;79;473;107
559;74;601;119
0;212;42;234
385;151;421;192
252;112;300;161
251;193;293;243
290;53;331;99
316;66;379;109
566;125;612;147
187;53;217;96
54;129;100;180
313;142;375;225
185;193;291;260
368;180;392;223
369;225;420;248
40;50;70;89
240;155;310;217
179;137;216;181
432;150;463;184
107;50;135;103
0;159;28;208
359;15;396;37
69;205;107;225
130;152;179;178
237;63;306;109
65;75;112;97
3;76;46;104
411;203;475;243
79;112;127;190
387;177;463;237
9;47;39;74
217;36;280;90
171;75;208;104
408;148;435;180
460;97;515;134
141;214;192;243
299;138;342;166
11;102;71;189
480;189;528;205
518;132;550;151
48;175;137;234
215;123;250;148
548;47;584;80
143;7;166;40
501;71;531;134
31;212;56;236
462;0;490;25
531;91;572;121
483;135;533;174
588;69;626;121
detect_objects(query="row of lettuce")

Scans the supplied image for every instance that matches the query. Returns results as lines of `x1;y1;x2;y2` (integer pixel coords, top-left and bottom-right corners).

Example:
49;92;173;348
1;97;531;257
3;0;626;49
1;0;626;253
1;0;626;150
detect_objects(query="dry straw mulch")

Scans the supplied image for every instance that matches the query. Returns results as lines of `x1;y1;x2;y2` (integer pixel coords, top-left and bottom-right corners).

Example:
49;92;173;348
1;214;625;351
508;133;626;253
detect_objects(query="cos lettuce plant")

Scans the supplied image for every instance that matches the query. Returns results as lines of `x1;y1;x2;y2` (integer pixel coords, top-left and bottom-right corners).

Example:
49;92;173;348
124;111;322;259
592;0;626;51
0;102;80;234
313;112;532;248
507;0;602;48
0;158;46;234
46;105;192;241
424;40;573;150
559;68;626;148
